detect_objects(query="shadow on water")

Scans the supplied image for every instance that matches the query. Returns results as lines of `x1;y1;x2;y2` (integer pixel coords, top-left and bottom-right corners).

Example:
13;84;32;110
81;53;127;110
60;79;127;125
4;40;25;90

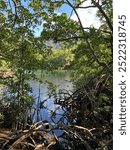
28;70;74;127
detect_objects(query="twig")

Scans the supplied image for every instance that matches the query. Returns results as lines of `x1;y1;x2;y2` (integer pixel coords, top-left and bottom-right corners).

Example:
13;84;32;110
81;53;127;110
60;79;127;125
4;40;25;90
12;0;18;27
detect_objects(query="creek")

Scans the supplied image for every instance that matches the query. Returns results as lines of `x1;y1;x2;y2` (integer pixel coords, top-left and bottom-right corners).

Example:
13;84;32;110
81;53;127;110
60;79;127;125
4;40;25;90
28;70;74;124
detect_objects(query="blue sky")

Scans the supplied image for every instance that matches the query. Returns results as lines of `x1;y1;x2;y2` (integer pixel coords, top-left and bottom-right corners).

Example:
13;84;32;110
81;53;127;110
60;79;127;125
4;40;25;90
7;0;100;37
33;1;100;37
34;3;73;37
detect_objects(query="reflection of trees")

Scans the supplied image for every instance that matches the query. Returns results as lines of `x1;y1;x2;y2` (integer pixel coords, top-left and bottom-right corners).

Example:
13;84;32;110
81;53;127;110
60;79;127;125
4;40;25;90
0;0;113;149
0;82;112;149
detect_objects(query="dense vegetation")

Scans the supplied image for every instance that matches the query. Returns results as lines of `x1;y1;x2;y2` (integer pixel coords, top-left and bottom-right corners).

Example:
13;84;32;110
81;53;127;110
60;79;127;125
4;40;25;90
0;0;112;149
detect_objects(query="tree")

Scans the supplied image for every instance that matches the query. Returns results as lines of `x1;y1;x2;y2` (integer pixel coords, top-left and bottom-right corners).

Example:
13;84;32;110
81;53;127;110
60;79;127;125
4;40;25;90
0;0;113;149
0;0;51;129
39;0;113;148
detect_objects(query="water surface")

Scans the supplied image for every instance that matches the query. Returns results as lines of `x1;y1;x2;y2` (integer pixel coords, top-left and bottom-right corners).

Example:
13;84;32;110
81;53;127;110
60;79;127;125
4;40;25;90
29;70;74;123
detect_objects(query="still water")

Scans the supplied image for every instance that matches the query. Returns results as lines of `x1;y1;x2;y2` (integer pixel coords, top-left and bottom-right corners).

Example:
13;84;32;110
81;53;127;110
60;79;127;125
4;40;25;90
29;70;74;123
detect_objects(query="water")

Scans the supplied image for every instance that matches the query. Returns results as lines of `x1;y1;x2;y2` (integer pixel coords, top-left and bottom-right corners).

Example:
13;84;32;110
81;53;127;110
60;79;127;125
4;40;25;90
29;70;74;124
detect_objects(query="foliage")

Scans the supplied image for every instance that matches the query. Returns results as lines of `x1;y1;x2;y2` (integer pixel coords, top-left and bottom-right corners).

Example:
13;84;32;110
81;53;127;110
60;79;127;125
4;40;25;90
0;0;51;130
72;27;112;87
0;0;113;149
42;48;74;70
39;0;113;149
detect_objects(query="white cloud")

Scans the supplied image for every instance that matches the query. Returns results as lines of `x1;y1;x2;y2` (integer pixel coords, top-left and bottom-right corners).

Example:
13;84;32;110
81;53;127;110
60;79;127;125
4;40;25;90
71;1;100;28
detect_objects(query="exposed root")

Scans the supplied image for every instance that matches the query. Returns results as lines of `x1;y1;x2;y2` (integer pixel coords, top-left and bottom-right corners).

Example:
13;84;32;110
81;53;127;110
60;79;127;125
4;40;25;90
0;121;95;150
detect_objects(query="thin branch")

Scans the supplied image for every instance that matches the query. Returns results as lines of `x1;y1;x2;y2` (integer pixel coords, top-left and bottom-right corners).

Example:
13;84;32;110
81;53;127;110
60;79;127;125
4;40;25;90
92;0;113;32
12;0;18;26
76;5;96;9
65;0;112;75
83;27;112;34
69;9;74;19
8;0;12;10
75;0;88;8
55;36;84;42
87;40;112;75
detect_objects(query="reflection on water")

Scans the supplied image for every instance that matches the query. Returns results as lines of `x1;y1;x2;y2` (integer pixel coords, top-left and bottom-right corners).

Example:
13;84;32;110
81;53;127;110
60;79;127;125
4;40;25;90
29;70;74;123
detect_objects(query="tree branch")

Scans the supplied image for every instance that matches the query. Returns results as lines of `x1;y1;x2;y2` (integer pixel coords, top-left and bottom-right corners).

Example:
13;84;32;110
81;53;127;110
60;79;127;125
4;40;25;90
74;0;88;8
55;36;84;42
92;0;113;32
83;27;112;34
66;0;112;75
12;0;18;26
75;5;96;9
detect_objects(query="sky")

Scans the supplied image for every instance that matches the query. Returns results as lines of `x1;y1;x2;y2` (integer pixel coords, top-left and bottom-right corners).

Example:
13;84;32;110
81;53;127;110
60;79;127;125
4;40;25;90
71;1;100;28
34;3;73;37
34;1;100;37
